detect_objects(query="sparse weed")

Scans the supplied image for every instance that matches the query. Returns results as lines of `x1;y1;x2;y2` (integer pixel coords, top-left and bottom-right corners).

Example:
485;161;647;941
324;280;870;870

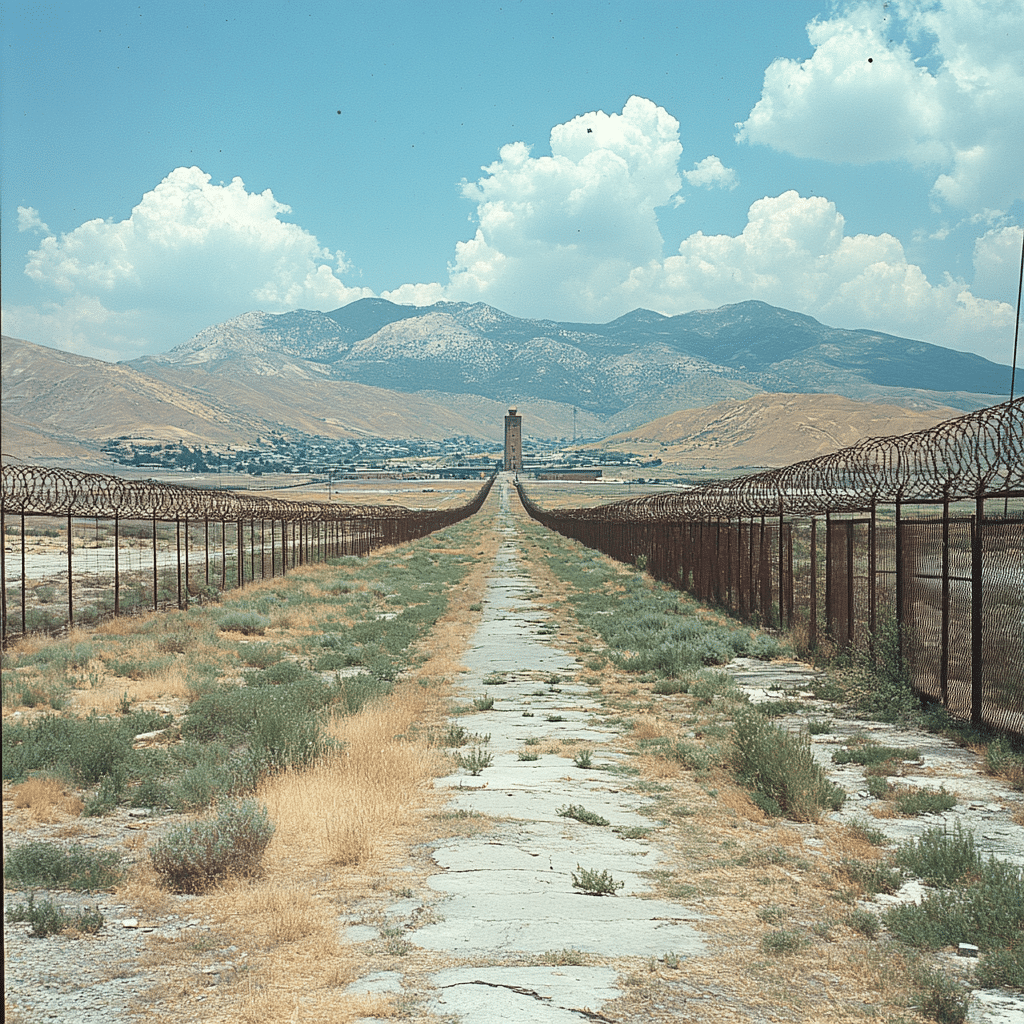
556;804;610;826
572;748;594;769
455;747;493;775
5;893;104;938
541;948;586;966
572;865;623;896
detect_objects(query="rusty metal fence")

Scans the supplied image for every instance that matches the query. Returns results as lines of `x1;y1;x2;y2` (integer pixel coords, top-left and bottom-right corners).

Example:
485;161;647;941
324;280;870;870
1;466;494;644
518;400;1024;735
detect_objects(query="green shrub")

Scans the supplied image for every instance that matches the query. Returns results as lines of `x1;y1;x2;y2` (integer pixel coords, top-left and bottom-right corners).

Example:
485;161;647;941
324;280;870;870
4;842;123;890
24;642;95;671
866;774;892;799
892;786;957;816
652;676;690;695
893;824;980;886
839;857;903;894
5;893;104;938
216;610;270;635
760;929;809;954
832;742;921;766
916;967;970;1024
860;615;920;722
238;643;282;668
668;739;721;773
885;857;1024;951
974;944;1024;990
151;799;275;892
845;820;889;846
732;709;845;821
2;710;171;785
845;908;880;938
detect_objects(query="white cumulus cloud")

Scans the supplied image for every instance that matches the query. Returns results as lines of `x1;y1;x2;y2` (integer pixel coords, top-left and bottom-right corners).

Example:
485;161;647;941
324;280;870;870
17;206;50;234
10;167;373;359
682;156;738;190
736;1;1024;213
444;96;683;319
623;190;1016;364
972;224;1024;301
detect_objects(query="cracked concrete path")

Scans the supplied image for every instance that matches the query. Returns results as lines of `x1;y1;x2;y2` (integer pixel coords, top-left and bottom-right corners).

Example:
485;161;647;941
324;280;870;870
364;477;705;1022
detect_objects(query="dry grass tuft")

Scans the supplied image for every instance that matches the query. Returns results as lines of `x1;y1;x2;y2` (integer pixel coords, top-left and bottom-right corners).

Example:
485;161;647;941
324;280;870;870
259;685;442;871
117;868;174;917
233;976;395;1024
631;714;666;740
9;777;84;821
227;883;340;947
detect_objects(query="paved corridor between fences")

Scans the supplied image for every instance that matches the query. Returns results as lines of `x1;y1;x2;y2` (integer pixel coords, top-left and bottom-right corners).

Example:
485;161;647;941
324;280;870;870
429;479;704;1018
344;479;705;1022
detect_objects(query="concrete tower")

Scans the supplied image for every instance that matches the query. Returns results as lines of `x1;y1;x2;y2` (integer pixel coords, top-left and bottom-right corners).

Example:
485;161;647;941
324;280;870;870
504;407;522;472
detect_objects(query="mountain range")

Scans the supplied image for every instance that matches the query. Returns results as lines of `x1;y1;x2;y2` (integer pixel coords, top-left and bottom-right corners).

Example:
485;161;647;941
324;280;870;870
2;297;1012;468
132;298;1011;429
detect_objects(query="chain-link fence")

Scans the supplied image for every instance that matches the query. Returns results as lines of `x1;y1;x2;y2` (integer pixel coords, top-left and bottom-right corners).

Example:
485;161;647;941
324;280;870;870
1;467;494;643
519;400;1024;735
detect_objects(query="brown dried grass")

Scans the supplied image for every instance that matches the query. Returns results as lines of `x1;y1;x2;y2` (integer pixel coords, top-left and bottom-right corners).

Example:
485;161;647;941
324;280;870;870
8;777;84;821
631;714;666;740
259;686;442;871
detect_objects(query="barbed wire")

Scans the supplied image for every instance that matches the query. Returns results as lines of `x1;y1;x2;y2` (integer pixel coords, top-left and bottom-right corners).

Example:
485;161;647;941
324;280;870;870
522;399;1023;523
0;464;492;528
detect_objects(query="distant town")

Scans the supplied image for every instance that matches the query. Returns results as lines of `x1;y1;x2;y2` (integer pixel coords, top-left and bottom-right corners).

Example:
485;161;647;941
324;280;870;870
100;433;663;482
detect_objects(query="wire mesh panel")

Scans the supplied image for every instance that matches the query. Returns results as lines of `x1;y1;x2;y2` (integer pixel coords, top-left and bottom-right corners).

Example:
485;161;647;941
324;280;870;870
980;518;1024;734
901;521;946;704
943;519;975;722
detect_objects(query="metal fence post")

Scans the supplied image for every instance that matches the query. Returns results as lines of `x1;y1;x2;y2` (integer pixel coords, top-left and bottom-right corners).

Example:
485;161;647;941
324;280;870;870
153;514;158;610
809;518;817;649
114;515;120;616
941;491;950;708
971;495;984;726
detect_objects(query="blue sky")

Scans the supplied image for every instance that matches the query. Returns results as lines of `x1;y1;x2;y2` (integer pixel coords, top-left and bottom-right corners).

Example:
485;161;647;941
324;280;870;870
2;0;1021;366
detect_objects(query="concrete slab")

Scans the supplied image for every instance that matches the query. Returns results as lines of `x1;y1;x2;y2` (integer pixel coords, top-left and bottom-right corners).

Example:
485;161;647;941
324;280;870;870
344;971;404;996
428;966;621;1023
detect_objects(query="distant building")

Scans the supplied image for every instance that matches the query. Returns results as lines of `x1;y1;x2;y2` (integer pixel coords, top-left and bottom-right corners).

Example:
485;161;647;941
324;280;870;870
536;470;602;481
504;407;522;472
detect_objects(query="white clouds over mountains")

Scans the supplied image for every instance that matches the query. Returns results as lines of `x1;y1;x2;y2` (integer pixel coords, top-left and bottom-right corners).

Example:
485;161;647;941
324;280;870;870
7;168;372;359
4;2;1020;366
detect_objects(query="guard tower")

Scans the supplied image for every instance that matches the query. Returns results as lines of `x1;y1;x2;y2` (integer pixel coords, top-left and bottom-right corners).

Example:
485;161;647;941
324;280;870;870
504;407;522;472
